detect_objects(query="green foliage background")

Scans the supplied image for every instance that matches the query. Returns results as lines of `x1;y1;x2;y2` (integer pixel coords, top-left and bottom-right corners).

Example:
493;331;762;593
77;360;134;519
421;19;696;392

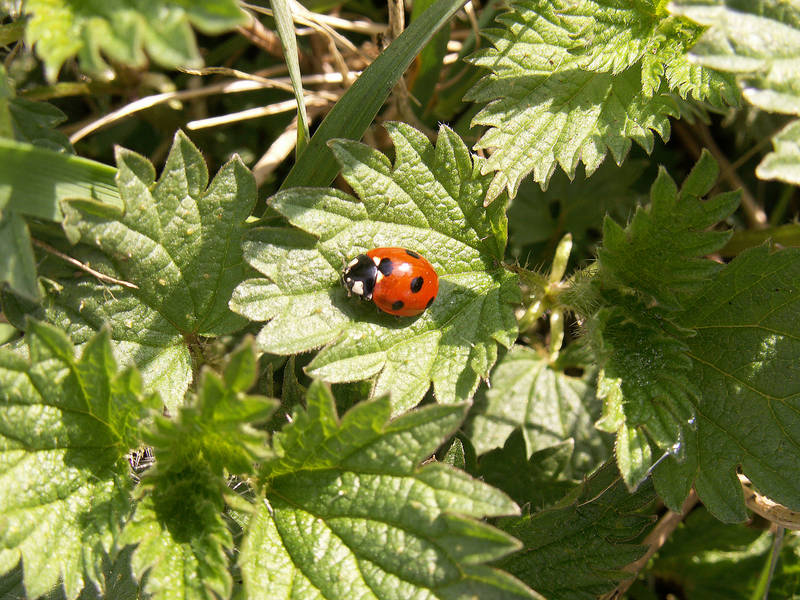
1;0;799;599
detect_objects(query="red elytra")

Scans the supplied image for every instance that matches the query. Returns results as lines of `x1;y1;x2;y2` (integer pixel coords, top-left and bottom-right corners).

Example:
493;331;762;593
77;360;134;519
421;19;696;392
342;247;439;317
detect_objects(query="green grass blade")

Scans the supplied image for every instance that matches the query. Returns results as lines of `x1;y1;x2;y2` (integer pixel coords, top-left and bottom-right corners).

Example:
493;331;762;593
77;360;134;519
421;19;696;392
408;0;451;115
0;138;120;221
280;0;467;190
270;0;310;156
0;212;38;300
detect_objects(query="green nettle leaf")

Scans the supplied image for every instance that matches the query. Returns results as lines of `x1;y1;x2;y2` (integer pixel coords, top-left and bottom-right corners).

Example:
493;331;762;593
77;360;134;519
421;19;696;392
0;65;72;153
654;246;800;523
597;149;740;310
467;0;739;200
592;151;739;488
57;131;256;410
231;123;520;411
671;1;800;185
467;346;609;470
508;159;648;258
671;0;800;117
757;119;800;185
3;277;192;409
496;462;656;600
144;340;276;475
239;380;536;599
24;0;247;81
0;546;141;600
643;507;791;600
122;341;276;600
476;432;586;510
0;321;157;600
592;299;697;488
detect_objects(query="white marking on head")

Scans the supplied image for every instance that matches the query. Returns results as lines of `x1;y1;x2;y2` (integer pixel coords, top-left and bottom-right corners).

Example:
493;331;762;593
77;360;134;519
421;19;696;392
373;256;381;266
351;281;365;295
375;272;384;284
347;257;360;268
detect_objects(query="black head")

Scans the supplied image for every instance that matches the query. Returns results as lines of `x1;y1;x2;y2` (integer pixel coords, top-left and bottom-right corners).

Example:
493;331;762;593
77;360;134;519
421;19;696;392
342;253;377;299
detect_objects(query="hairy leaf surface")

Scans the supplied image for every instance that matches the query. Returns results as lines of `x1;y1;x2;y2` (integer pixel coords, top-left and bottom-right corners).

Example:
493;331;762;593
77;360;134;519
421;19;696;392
0;322;155;599
496;462;656;600
598;150;739;309
672;1;800;184
24;0;247;80
239;381;536;599
3;279;191;409
592;151;739;488
232;123;519;410
122;341;275;600
655;246;800;522
56;131;255;409
467;346;609;474
468;0;738;200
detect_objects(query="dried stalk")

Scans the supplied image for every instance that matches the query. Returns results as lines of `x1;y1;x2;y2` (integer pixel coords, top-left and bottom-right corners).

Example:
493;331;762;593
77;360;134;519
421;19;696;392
600;489;699;600
32;239;139;290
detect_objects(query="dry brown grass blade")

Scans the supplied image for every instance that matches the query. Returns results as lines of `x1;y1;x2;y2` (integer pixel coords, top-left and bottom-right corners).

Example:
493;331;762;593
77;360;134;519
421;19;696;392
186;96;333;130
600;489;699;600
33;239;139;290
67;70;355;143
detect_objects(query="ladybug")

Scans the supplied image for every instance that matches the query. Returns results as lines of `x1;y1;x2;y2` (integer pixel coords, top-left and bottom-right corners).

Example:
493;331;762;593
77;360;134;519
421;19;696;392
342;247;439;317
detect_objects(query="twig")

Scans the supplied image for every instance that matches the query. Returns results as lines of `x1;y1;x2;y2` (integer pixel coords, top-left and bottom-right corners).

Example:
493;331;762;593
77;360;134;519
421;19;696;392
383;0;428;135
463;1;481;50
32;239;140;290
442;53;461;65
179;66;293;90
280;0;359;84
600;489;699;600
289;0;362;56
67;70;355;143
446;40;464;52
387;0;405;41
328;36;354;87
242;2;387;34
740;474;800;530
237;13;286;59
728;130;779;173
3;40;21;70
186;95;332;130
245;0;373;61
180;66;341;102
252;101;330;185
673;121;768;229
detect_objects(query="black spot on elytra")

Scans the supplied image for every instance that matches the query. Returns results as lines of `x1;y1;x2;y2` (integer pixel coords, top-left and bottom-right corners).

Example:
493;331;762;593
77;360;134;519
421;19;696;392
410;276;424;293
378;258;394;276
405;249;420;259
391;300;404;311
426;296;436;308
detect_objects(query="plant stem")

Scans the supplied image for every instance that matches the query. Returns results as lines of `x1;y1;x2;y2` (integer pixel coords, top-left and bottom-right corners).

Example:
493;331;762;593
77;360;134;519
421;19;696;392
32;239;139;290
601;489;699;599
762;527;785;600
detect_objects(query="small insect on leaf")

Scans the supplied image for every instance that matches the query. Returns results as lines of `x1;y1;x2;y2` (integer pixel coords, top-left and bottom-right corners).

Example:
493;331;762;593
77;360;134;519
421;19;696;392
342;247;439;317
